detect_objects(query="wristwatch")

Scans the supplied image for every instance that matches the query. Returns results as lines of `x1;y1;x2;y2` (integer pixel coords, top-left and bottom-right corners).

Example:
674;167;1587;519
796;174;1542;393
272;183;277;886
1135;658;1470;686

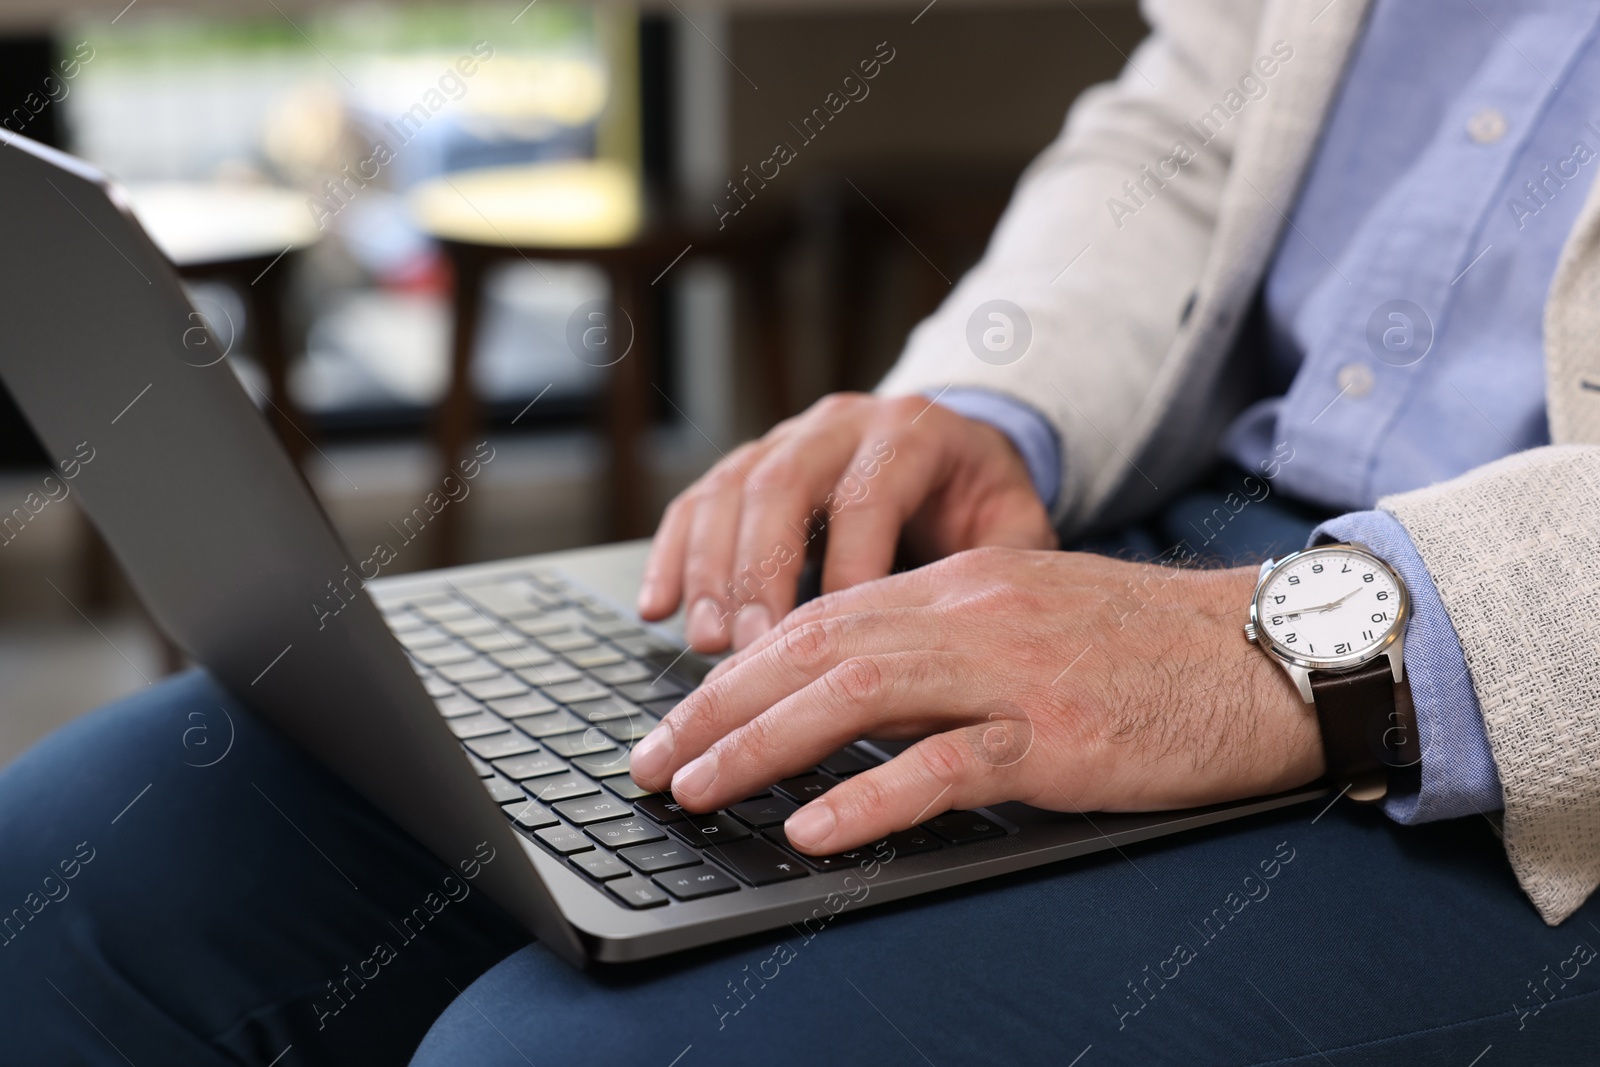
1244;541;1421;802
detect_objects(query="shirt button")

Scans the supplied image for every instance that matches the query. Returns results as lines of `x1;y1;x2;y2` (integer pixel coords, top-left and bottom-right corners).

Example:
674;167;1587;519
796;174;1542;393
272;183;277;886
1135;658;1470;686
1467;108;1507;144
1337;362;1374;398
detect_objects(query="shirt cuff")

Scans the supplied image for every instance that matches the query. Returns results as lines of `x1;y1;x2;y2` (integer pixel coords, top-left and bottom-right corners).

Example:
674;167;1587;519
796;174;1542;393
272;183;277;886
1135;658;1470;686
926;388;1061;510
1310;510;1503;824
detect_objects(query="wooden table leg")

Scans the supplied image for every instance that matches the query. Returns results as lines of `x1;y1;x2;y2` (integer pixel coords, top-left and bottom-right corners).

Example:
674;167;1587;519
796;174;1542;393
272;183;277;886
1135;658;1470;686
431;243;490;568
604;259;653;540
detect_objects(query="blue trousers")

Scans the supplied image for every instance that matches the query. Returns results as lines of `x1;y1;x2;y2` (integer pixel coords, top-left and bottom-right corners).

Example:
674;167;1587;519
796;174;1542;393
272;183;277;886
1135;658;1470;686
3;476;1597;1064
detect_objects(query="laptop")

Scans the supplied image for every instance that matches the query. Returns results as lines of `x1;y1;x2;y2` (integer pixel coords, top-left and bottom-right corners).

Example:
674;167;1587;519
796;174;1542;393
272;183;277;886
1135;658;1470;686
0;131;1327;966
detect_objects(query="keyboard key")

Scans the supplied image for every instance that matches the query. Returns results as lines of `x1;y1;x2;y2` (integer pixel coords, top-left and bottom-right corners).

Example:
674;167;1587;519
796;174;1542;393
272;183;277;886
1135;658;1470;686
488;693;559;719
417;600;476;622
597;714;658;743
464;731;538;760
463;676;530;701
773;774;838;804
882;827;943;857
586;617;644;639
542;679;612;705
448;713;512;740
460;581;551;619
729;796;797;829
671;812;752;848
526;773;600;803
554;795;633;824
604;777;654;800
421;675;456;698
465;752;494;777
502;798;558;829
619;840;699;873
437;659;503;684
482;775;525;804
618;679;688;704
605;875;670;909
586;816;667;850
435;693;482;718
819;747;880;777
571;750;631;778
612;635;679;659
564;646;626;669
398;628;452;651
643;699;683;718
514;610;592;636
710;838;811;886
570;851;631;881
534;823;593;854
384;610;427;632
924;810;1006;845
634;794;687;823
490;647;556;670
589;660;653;686
465;632;526;653
441;617;498;637
540;631;599;653
543;731;616;758
411;643;476;667
517;663;583;687
653;865;740;901
567;696;641;724
492;751;567;780
762;828;877;872
513;710;589;739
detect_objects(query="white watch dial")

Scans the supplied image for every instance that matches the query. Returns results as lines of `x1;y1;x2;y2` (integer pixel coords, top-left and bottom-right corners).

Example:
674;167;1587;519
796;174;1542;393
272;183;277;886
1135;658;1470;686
1256;548;1402;662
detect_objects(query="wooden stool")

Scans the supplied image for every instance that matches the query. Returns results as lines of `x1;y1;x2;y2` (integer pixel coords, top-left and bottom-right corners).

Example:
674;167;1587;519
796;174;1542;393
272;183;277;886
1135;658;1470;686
409;160;689;565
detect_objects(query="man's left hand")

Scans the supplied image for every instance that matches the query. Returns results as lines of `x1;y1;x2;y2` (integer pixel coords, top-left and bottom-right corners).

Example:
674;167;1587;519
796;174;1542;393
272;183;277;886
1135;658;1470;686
628;547;1323;856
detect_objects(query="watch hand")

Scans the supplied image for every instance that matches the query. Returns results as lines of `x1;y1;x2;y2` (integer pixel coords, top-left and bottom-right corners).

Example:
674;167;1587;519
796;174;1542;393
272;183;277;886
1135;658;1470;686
1313;587;1363;614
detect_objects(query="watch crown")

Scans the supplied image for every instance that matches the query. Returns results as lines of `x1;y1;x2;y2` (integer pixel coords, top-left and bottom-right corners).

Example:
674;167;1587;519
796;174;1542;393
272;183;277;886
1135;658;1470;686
1243;622;1258;643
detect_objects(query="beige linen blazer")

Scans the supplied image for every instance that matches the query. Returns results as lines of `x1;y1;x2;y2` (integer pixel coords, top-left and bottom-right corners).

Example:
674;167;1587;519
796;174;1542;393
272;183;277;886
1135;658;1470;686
879;0;1600;924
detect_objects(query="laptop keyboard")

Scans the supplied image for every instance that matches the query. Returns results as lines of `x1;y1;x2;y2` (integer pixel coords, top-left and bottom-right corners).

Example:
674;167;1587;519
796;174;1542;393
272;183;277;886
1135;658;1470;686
378;569;1008;910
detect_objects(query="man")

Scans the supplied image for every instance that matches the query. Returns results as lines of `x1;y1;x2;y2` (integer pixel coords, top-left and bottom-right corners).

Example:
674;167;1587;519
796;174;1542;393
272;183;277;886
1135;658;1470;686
3;1;1597;1063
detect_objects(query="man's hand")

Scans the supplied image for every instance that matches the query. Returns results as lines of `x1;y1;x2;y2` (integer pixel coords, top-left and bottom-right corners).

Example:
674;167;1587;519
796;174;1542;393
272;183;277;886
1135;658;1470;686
629;548;1321;856
637;393;1057;653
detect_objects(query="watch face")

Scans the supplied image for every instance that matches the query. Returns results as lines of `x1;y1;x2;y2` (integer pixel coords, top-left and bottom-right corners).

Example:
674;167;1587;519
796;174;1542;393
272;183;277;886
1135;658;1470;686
1254;546;1405;668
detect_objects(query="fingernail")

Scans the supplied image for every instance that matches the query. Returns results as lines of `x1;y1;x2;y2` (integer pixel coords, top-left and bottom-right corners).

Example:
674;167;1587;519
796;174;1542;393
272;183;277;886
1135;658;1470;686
673;751;719;801
731;604;772;649
784;802;836;850
629;722;674;784
687;597;723;648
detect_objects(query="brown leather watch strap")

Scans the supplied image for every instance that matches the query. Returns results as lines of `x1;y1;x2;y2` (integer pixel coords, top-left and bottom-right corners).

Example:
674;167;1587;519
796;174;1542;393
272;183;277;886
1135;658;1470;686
1309;658;1421;801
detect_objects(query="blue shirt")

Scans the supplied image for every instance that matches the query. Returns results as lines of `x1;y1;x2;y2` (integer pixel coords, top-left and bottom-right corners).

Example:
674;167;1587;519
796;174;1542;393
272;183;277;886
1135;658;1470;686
938;0;1600;823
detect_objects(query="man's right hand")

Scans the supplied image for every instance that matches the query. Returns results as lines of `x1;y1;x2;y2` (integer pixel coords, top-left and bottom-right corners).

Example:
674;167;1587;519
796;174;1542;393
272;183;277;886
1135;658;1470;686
637;392;1058;653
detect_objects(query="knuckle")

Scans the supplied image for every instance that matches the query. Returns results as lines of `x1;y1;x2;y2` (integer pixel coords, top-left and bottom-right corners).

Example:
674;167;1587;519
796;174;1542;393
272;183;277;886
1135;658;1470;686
917;732;978;787
781;618;838;671
881;394;929;423
725;712;778;769
826;656;886;706
750;451;803;492
813;392;863;419
834;771;891;824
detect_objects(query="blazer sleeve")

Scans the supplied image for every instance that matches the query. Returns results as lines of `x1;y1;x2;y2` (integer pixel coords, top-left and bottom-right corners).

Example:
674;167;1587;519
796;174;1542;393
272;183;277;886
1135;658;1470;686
1379;444;1600;924
877;0;1268;525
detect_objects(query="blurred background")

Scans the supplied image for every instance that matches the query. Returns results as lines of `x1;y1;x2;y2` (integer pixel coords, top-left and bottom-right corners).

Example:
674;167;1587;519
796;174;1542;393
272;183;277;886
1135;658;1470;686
0;0;1146;765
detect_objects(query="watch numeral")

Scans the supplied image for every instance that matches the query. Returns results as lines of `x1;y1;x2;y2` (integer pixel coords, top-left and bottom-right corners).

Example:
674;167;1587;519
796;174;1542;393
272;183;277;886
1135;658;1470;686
1285;632;1297;643
1311;563;1324;573
1335;642;1351;654
1271;616;1283;625
1362;573;1374;583
1272;595;1285;604
1372;612;1388;623
1287;575;1300;585
1376;590;1390;600
1341;563;1352;573
1362;629;1374;640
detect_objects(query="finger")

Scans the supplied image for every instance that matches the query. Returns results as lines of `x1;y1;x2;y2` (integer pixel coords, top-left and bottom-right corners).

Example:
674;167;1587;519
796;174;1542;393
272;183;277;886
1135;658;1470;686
961;485;1059;551
781;728;1013;854
669;650;966;811
630;606;934;793
638;492;695;619
821;432;939;594
680;444;766;652
728;423;864;649
701;568;941;687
